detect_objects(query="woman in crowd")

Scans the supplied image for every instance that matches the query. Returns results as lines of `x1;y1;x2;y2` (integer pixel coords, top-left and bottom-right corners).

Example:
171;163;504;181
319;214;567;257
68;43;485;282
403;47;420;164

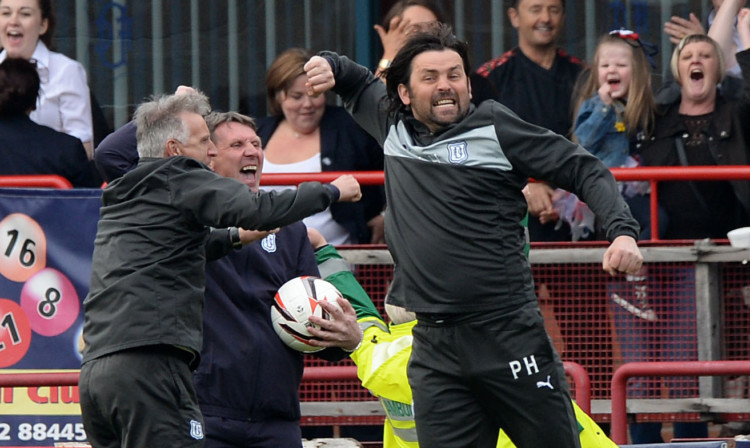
628;18;750;442
258;48;385;245
373;0;445;77
0;0;94;157
642;30;750;239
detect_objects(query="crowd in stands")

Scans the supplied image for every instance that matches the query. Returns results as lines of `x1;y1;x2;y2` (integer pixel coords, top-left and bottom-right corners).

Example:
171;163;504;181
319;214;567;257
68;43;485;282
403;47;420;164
3;0;749;245
0;0;93;155
3;0;750;446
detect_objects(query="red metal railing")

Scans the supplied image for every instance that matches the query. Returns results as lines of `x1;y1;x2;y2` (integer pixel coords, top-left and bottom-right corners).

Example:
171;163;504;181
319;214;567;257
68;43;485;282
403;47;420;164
0;371;79;388
261;171;384;187
610;166;750;242
564;361;592;415
0;174;72;189
301;362;591;413
263;165;750;242
5;168;750;233
0;361;591;416
610;360;750;444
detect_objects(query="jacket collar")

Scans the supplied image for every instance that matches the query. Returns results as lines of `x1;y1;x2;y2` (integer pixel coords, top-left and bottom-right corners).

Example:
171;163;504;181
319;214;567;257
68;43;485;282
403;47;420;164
653;90;731;140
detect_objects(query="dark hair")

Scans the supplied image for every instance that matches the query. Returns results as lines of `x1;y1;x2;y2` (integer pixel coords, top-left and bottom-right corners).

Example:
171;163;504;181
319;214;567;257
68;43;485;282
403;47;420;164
383;22;471;114
381;0;447;29
507;0;565;11
0;58;40;117
38;0;56;49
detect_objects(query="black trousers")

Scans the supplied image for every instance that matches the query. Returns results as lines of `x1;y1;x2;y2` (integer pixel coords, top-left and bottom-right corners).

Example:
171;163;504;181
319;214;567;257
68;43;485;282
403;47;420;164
409;302;581;448
204;415;303;448
79;345;205;448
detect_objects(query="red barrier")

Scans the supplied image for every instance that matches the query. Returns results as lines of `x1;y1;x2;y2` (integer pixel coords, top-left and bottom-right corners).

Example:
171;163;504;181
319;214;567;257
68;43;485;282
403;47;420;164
564;361;592;415
301;362;591;415
263;166;750;242
261;171;384;186
0;371;79;387
610;166;750;242
610;360;750;445
0;362;591;417
302;366;358;382
0;174;72;189
261;166;750;186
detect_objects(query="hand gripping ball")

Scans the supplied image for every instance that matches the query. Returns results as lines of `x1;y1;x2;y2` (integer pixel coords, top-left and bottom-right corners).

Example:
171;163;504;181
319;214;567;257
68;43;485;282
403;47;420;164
271;276;343;353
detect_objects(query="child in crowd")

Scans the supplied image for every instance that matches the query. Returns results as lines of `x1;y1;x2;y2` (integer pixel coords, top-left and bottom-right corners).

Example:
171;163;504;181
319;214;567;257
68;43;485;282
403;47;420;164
572;32;660;442
572;29;658;240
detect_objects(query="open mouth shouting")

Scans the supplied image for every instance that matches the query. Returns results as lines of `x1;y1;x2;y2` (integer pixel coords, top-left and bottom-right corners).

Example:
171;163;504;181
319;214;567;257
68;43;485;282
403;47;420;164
5;30;23;45
240;163;258;182
433;97;456;108
6;30;23;43
685;65;707;93
689;68;704;81
607;78;622;91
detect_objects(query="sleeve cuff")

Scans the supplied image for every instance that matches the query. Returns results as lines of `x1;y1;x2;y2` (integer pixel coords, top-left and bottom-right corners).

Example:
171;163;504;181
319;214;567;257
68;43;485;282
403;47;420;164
325;183;341;202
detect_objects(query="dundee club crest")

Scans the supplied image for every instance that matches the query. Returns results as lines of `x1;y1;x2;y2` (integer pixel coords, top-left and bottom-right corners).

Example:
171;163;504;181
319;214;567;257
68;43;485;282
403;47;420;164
190;419;204;440
447;141;468;163
262;233;277;253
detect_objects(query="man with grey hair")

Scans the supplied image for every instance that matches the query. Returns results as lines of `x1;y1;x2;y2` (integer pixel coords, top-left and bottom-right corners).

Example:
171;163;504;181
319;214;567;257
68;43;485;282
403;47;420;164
134;89;213;161
79;91;361;448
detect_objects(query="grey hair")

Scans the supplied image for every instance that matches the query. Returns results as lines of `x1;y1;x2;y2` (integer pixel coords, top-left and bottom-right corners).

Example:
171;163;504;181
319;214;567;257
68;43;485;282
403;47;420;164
134;90;211;158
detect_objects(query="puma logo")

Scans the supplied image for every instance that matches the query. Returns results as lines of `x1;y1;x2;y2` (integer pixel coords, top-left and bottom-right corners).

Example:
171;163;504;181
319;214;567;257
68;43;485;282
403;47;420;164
536;375;554;390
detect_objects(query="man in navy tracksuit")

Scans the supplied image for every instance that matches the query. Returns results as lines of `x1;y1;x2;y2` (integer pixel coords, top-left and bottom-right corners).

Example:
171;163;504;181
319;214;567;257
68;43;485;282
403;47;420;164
194;111;363;448
304;24;643;448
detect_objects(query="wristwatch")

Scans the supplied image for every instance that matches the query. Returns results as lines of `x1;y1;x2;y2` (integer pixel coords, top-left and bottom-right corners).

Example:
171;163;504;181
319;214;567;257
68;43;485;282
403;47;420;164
229;227;242;250
378;58;391;70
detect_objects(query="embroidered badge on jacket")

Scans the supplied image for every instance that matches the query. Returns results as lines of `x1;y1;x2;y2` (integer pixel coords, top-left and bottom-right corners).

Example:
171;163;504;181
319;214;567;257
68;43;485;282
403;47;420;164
447;141;468;163
262;233;277;253
190;420;204;440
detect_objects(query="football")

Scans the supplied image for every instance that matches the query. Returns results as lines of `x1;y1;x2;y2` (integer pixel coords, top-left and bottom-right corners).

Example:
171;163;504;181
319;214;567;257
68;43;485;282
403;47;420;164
271;276;343;353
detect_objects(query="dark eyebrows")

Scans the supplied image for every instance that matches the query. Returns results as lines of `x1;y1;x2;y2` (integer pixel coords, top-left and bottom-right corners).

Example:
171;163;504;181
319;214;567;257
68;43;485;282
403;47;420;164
417;64;463;75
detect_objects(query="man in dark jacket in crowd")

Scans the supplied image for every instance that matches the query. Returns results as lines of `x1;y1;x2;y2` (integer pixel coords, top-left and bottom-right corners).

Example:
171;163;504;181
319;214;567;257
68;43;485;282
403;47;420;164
0;57;97;187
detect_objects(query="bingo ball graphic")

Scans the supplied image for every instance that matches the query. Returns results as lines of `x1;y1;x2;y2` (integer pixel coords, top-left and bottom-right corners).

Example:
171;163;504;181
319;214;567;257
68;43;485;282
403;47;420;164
0;213;47;282
0;298;32;367
20;268;80;337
